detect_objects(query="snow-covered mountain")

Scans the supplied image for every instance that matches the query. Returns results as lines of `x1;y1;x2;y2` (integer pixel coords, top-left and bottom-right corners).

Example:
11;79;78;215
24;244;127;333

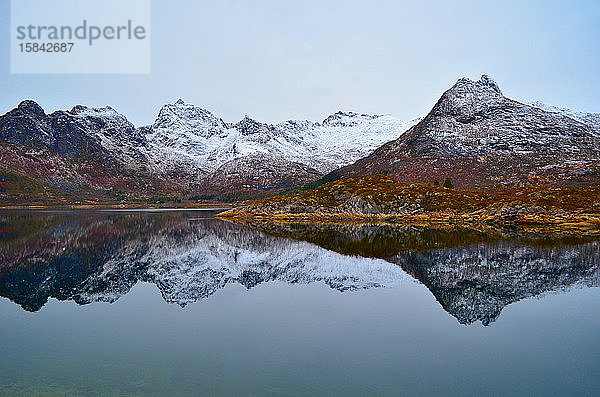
0;101;168;199
65;104;150;168
143;99;416;176
334;75;600;188
139;100;417;196
383;75;597;157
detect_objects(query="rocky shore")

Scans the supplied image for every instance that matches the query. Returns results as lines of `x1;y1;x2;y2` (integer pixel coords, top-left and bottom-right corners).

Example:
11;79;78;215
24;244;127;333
218;175;600;233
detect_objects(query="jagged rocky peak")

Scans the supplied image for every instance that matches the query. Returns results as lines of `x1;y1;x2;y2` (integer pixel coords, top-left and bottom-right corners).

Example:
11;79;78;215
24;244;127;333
467;74;501;93
69;104;118;116
41;104;139;146
322;111;381;127
16;99;47;118
0;100;54;147
479;74;502;93
451;74;502;95
152;99;226;133
234;115;275;136
433;74;505;117
66;104;133;128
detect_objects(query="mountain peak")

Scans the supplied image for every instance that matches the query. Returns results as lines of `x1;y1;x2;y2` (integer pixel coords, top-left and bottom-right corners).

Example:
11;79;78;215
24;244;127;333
17;100;46;118
149;101;226;143
430;74;505;119
478;74;501;94
234;115;272;136
153;101;218;127
68;104;121;118
451;74;502;96
332;74;600;188
322;111;380;127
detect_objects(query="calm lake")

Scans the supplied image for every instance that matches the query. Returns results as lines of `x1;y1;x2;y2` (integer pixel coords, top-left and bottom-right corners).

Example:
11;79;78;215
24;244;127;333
0;210;599;396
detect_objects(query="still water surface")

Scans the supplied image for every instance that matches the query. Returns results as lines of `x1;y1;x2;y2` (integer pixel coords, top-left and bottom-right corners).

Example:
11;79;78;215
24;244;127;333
0;210;599;396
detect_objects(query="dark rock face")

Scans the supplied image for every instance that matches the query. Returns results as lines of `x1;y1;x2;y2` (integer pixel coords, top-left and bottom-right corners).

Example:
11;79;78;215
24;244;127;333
0;100;54;148
0;101;142;165
0;101;171;199
335;75;600;188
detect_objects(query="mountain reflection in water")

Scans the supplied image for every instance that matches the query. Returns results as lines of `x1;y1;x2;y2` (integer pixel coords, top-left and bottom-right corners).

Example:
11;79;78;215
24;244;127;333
0;210;598;325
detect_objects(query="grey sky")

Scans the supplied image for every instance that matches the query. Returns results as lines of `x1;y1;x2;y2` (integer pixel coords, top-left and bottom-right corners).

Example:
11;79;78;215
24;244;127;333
1;0;598;126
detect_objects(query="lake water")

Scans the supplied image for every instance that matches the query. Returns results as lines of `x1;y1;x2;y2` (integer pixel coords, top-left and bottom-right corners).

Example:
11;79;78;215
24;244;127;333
0;210;599;396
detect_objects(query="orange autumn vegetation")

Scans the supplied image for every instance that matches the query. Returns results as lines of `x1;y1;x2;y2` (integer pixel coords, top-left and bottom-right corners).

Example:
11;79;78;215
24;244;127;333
219;175;600;230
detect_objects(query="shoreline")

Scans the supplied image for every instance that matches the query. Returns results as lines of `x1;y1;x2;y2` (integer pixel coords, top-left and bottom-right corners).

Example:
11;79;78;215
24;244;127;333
0;203;234;211
217;211;600;235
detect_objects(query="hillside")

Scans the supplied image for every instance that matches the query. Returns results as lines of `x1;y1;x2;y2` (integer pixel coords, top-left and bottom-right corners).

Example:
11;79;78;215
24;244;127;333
219;175;600;229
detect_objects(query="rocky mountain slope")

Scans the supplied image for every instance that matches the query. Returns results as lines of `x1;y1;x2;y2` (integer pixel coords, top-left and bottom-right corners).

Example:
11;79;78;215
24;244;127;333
530;101;600;135
0;101;170;202
330;75;600;189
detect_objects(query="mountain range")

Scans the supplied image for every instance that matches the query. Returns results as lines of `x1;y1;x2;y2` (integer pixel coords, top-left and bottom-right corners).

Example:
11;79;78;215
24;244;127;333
0;75;598;204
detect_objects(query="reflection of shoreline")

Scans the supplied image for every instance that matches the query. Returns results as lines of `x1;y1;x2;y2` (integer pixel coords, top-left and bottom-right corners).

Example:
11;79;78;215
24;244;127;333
0;211;598;326
240;221;600;325
219;213;600;236
229;218;600;252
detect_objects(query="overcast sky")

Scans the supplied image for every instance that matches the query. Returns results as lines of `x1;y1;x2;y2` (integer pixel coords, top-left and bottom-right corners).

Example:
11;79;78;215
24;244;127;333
1;0;598;126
